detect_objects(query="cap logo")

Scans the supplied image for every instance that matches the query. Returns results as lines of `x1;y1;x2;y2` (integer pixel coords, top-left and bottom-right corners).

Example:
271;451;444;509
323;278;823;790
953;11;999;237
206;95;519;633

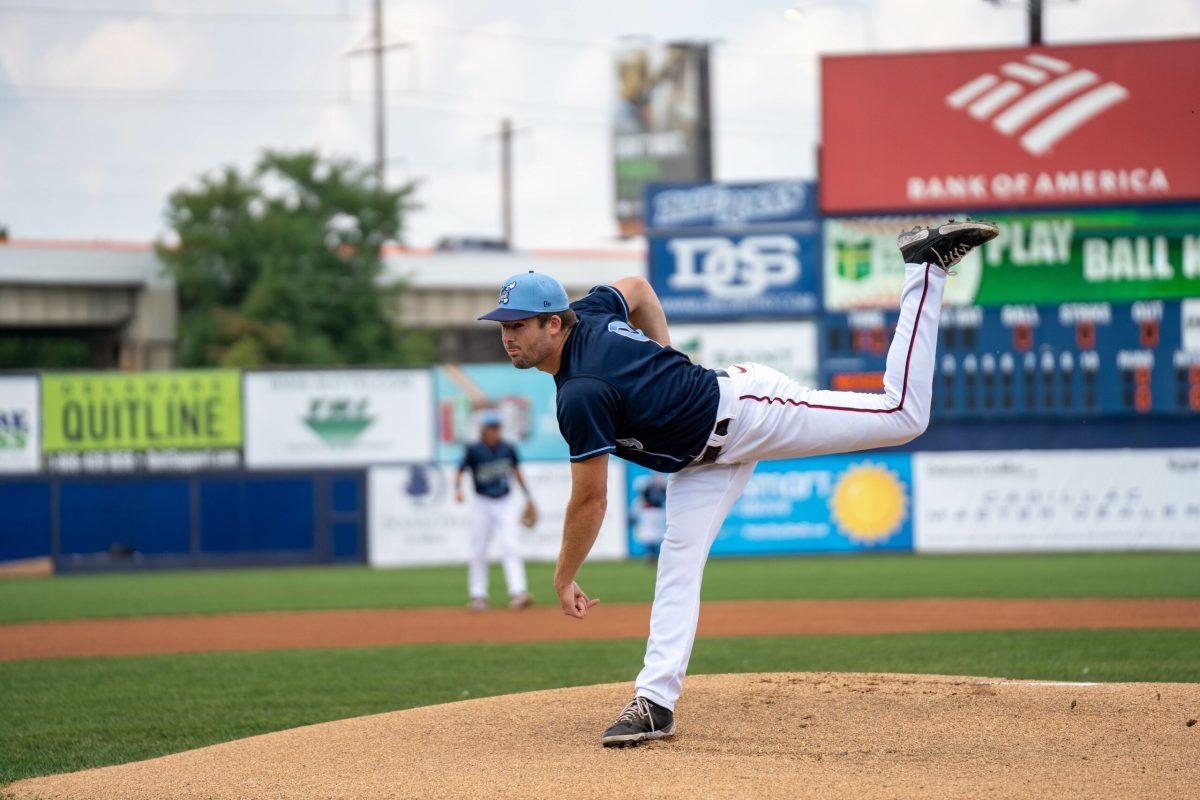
498;281;517;305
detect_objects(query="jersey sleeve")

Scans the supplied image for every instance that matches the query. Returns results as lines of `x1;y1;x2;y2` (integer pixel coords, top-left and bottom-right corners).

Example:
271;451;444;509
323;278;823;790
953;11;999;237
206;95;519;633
508;442;520;466
458;446;474;472
556;377;620;462
569;285;629;322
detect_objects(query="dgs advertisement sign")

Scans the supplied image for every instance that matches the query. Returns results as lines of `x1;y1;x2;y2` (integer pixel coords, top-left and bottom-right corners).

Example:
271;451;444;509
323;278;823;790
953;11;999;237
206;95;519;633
824;206;1200;310
626;454;914;558
244;369;433;468
0;375;39;474
648;232;821;320
821;39;1200;213
42;369;241;473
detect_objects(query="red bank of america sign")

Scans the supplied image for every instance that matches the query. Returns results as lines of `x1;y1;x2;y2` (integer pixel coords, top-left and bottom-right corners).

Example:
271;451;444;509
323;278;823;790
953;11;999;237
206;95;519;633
820;38;1200;214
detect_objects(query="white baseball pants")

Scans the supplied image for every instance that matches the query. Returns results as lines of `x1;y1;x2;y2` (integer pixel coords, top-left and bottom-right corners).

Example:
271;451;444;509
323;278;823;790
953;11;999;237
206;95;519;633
635;262;946;710
468;493;528;599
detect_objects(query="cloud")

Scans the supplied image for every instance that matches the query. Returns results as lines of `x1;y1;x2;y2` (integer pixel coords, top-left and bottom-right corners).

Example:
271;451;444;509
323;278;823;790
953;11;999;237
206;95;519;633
38;18;186;89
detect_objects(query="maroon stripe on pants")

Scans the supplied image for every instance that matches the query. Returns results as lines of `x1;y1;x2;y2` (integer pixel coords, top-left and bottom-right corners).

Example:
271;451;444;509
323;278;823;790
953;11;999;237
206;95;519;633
738;264;932;414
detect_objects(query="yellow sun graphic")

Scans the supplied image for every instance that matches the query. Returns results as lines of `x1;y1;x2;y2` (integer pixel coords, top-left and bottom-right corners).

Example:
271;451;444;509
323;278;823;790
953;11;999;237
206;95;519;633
828;463;908;544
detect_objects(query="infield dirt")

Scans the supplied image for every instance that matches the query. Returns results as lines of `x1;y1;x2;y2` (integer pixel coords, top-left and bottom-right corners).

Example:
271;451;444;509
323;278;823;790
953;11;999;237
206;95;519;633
4;597;1200;661
6;672;1198;799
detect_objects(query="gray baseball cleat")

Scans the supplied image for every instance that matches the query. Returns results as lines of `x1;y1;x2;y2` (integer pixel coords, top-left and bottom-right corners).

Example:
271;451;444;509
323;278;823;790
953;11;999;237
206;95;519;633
897;217;999;272
601;695;676;747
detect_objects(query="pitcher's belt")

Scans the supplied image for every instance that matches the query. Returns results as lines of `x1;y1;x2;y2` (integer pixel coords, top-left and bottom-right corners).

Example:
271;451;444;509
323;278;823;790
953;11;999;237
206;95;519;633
696;368;732;465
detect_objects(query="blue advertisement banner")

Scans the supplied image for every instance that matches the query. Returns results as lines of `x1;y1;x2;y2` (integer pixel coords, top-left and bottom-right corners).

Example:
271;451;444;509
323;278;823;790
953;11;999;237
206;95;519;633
626;454;914;558
434;364;568;462
645;180;816;232
647;232;822;320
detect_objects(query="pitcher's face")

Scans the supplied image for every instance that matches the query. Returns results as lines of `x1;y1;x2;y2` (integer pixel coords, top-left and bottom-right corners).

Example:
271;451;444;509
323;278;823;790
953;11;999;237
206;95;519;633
499;318;556;370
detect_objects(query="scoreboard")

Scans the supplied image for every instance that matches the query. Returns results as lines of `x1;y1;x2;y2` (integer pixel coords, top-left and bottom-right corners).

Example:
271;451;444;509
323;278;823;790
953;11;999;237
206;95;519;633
820;300;1200;418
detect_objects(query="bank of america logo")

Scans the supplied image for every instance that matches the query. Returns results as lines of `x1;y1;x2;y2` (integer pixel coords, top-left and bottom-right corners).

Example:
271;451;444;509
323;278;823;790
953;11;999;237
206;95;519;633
945;53;1129;156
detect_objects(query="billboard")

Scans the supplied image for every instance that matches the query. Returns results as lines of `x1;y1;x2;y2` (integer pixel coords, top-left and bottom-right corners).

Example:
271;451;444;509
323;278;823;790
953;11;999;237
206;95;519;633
823;206;1200;310
820;300;1200;418
435;364;567;462
244;369;433;468
914;449;1200;552
0;376;39;474
368;461;627;567
626;454;914;558
820;39;1200;213
41;370;241;472
645;180;816;231
649;233;821;320
614;41;712;235
646;180;821;321
670;321;818;390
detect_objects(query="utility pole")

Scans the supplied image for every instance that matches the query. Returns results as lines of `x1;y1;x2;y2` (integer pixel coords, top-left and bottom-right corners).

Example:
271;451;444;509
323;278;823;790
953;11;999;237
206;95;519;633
485;118;526;249
372;0;385;185
500;117;513;248
345;4;413;188
1028;0;1043;45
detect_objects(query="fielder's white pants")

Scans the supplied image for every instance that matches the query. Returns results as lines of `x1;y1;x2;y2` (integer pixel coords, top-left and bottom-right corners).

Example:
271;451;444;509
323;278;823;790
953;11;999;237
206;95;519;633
468;493;528;599
635;262;946;710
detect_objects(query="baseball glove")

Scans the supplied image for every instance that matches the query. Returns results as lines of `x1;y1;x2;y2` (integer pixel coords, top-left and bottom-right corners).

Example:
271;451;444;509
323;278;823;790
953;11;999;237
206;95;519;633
520;499;538;529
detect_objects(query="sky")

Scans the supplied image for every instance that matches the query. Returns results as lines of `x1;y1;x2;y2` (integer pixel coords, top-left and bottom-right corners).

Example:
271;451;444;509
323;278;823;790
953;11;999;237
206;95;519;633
0;0;1197;249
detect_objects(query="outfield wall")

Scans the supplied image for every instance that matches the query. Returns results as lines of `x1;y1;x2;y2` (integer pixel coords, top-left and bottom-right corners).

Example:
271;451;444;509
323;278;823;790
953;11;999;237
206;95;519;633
5;361;1200;568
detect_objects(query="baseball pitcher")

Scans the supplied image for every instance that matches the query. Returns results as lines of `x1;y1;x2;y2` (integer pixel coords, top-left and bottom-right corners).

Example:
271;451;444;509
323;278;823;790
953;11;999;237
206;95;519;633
477;219;999;745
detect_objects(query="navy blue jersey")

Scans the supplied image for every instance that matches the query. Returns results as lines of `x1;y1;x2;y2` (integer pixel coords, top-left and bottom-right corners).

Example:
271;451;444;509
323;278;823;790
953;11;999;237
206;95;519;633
554;285;719;473
459;441;520;498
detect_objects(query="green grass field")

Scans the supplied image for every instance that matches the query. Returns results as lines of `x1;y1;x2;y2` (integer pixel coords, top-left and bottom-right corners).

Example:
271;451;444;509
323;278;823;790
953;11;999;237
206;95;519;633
3;552;1198;787
3;551;1199;623
3;629;1198;785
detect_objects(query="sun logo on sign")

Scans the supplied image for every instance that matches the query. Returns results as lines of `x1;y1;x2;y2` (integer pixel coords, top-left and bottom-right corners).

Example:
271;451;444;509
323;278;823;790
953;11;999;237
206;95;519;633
828;462;908;545
498;281;517;305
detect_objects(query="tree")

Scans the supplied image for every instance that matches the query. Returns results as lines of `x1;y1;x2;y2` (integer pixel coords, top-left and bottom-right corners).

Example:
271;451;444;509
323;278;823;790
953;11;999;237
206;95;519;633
158;150;433;368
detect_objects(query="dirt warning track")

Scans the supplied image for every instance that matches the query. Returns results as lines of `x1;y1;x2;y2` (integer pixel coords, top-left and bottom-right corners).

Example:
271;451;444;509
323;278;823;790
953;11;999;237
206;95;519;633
6;672;1199;799
3;597;1199;661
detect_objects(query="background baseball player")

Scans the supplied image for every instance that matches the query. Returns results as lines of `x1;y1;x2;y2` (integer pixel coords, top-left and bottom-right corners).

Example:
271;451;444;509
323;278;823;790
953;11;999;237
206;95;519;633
454;410;536;611
630;473;668;563
477;219;999;744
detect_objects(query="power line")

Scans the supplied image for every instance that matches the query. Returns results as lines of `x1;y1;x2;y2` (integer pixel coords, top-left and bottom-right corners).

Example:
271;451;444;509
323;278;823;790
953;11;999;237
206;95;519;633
0;2;362;21
0;3;814;63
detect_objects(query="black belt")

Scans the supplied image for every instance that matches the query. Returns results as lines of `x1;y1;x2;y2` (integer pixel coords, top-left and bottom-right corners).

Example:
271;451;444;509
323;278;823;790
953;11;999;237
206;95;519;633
696;417;731;465
695;369;732;464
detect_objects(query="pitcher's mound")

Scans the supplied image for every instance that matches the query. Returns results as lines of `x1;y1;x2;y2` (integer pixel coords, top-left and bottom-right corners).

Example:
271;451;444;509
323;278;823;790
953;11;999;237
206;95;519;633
7;672;1198;800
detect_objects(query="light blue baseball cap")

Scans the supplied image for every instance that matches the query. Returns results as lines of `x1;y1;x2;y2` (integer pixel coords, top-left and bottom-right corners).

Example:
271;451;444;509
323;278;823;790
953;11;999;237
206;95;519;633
477;270;570;321
478;409;502;427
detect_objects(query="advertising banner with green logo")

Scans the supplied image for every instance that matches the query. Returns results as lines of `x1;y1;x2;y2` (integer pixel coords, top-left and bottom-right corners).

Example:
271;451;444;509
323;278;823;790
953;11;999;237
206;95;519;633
0;375;40;474
824;206;1200;310
244;369;433;468
42;369;242;472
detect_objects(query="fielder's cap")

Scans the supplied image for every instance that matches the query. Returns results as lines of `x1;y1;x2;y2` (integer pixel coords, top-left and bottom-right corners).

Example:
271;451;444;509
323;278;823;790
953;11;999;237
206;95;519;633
478;409;502;427
477;270;569;321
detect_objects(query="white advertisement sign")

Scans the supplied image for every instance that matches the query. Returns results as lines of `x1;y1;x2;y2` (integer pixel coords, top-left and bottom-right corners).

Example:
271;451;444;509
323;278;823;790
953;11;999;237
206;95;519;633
0;376;39;474
245;370;433;468
369;461;628;567
914;449;1200;552
670;321;818;389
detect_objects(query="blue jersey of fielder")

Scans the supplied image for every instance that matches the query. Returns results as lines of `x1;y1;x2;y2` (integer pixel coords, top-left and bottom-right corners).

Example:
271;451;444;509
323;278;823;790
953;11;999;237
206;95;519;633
459;441;520;498
554;285;719;473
